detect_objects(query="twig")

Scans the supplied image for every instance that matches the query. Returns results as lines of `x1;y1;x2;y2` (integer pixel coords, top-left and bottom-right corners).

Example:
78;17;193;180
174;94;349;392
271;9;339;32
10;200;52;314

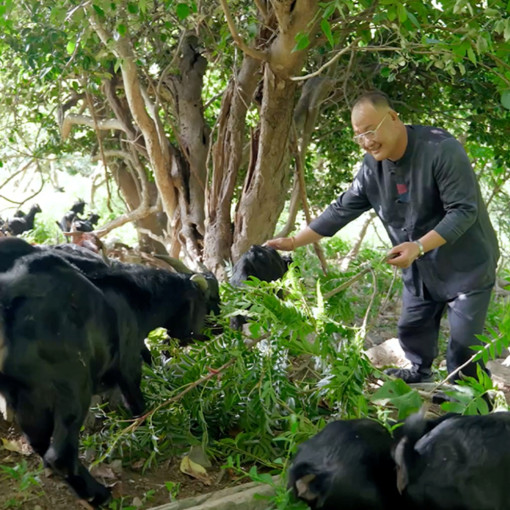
219;0;268;62
378;266;398;316
359;268;377;340
433;336;502;391
290;41;360;82
324;253;391;300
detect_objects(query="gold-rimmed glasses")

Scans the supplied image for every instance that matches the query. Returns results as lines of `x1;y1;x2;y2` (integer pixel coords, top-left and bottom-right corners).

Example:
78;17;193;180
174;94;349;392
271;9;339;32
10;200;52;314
353;112;389;145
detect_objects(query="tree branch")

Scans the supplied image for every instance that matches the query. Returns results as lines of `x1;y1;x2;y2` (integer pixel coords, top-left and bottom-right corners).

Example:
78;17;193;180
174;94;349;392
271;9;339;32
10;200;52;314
60;114;126;140
219;0;268;62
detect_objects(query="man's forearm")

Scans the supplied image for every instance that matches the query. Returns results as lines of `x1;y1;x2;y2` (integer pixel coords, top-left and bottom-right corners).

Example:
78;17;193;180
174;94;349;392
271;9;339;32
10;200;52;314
265;226;323;251
293;227;323;248
417;230;447;254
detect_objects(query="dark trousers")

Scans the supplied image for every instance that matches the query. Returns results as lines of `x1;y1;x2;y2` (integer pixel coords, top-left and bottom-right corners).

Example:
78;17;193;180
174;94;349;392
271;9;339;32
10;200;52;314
398;284;493;378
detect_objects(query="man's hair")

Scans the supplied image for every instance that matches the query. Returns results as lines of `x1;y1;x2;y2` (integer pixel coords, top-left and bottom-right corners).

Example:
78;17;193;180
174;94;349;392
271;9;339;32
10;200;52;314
352;91;393;111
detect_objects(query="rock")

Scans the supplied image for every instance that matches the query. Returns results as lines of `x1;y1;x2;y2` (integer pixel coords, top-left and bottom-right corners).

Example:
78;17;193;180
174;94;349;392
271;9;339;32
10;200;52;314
148;476;279;510
488;359;510;387
365;338;409;368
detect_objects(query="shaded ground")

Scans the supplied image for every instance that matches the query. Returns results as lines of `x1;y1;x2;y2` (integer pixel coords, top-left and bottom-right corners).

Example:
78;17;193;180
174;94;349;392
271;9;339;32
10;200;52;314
0;419;240;510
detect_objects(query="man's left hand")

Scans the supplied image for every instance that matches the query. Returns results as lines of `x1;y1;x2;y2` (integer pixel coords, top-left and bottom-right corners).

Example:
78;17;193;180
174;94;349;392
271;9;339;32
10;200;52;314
386;242;421;268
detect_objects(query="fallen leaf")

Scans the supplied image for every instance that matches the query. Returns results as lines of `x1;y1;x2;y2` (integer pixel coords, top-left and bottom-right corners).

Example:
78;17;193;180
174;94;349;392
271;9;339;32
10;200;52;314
179;455;212;485
1;437;31;455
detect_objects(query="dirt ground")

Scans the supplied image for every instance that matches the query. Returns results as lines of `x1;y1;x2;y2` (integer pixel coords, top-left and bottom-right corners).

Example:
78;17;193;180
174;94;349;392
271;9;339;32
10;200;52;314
0;418;240;510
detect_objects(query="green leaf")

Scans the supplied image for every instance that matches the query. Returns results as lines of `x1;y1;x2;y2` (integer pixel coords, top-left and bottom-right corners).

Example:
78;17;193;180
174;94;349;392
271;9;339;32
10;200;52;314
92;4;105;17
467;47;477;64
406;11;420;29
66;40;76;55
293;32;310;52
117;23;127;36
380;66;391;77
476;35;489;54
397;4;407;22
387;6;397;21
127;2;139;14
176;3;190;20
320;18;334;48
371;379;422;419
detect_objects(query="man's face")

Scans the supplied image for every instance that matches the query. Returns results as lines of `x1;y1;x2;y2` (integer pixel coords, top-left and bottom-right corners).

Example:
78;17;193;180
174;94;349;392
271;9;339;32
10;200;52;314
351;103;398;161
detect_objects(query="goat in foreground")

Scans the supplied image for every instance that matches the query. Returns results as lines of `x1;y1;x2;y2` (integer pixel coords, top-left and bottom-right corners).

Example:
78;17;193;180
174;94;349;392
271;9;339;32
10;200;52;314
288;418;403;510
394;411;510;510
0;251;143;506
0;237;221;506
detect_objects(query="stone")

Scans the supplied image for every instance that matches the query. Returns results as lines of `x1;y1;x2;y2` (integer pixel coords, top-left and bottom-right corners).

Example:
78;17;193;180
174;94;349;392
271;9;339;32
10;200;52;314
148;476;279;510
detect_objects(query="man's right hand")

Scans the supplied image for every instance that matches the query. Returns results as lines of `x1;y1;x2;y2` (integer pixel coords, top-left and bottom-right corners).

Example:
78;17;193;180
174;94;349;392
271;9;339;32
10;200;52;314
264;237;295;251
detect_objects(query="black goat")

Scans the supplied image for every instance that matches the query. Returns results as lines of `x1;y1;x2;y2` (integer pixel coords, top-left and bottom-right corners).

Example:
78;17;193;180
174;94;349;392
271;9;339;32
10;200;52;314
0;239;220;344
394;411;510;510
71;212;100;232
288;419;404;510
0;250;143;506
230;244;291;330
51;244;220;343
57;199;86;233
6;204;41;235
0;238;221;505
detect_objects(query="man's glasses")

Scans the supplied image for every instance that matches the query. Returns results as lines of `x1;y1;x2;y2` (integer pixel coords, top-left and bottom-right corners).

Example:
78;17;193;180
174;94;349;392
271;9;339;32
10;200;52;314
353;112;389;145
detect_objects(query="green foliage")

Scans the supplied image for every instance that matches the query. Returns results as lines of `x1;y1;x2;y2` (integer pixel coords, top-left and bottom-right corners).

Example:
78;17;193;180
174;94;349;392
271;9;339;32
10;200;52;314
0;460;43;508
372;379;423;420
79;260;383;506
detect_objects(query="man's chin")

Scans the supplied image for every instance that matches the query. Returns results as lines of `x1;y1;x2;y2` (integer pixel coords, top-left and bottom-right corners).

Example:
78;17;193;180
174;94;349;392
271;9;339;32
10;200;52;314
369;148;385;161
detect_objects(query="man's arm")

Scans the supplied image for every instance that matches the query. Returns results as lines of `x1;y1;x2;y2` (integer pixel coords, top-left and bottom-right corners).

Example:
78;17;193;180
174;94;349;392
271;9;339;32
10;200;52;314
265;226;323;251
388;230;446;268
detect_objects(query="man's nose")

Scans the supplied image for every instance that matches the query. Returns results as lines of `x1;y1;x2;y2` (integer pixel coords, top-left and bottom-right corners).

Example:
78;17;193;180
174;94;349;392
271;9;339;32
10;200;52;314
360;136;371;148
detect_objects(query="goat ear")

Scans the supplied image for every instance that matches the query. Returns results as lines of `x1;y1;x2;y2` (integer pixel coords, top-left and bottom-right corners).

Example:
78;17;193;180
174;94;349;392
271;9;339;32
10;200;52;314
295;474;317;500
190;273;208;292
394;437;409;494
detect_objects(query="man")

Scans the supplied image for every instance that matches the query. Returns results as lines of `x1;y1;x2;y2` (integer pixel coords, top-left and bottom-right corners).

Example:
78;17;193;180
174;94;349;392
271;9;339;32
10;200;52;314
266;91;499;383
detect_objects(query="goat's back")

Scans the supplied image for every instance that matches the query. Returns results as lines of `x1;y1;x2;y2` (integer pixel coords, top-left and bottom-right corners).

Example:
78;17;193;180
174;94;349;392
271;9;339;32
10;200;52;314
289;419;403;510
395;412;510;510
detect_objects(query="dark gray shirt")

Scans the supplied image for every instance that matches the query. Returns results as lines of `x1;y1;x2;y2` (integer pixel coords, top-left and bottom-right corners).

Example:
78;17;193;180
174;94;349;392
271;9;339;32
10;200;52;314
309;125;499;300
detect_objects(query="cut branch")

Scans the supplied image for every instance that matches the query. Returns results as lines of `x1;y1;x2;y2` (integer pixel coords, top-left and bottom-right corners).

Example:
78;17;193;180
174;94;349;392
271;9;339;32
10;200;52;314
60;114;126;140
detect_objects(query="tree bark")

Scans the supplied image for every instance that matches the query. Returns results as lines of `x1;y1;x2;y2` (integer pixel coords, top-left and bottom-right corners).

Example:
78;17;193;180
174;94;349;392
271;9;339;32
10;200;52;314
166;34;210;237
203;57;262;276
111;162;167;253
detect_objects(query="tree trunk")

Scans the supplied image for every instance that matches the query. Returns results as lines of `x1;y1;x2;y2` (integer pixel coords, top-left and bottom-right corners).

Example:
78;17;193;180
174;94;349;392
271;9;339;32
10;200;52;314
232;65;296;259
203;57;262;276
111;162;167;253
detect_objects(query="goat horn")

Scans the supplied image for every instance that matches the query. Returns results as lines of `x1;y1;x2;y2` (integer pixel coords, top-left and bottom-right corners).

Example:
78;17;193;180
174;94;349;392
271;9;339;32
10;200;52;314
190;273;208;292
154;254;193;274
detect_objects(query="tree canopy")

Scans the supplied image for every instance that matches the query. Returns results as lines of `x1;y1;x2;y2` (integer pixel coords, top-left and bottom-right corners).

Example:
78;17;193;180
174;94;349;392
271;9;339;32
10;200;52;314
0;0;509;275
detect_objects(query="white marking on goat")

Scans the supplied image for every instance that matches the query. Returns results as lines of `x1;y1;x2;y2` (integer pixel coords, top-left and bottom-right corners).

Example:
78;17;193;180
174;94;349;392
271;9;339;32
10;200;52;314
296;474;318;501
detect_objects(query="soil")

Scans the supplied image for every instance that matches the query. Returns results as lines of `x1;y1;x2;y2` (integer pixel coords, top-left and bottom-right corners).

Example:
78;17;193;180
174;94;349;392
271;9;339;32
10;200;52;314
0;419;239;510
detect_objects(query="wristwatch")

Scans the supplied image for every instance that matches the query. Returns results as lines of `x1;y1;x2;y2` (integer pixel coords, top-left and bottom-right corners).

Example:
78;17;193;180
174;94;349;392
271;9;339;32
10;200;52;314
413;239;425;257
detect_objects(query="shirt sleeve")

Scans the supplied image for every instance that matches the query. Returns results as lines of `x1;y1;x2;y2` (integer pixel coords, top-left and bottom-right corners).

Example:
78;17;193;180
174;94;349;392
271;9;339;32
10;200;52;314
432;138;479;244
309;167;372;237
